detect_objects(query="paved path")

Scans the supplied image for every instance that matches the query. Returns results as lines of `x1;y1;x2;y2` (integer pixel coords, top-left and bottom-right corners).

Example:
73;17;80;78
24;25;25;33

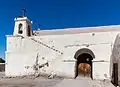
0;73;115;87
54;77;114;87
0;77;115;87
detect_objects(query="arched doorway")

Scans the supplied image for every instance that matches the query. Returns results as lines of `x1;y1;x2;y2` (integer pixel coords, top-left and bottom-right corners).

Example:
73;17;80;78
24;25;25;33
74;48;95;79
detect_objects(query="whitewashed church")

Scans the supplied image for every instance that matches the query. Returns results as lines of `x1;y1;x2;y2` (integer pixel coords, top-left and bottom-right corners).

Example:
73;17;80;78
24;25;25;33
5;14;120;80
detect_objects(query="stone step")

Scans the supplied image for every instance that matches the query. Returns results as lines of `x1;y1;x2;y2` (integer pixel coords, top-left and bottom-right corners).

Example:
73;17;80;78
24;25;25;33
31;38;63;55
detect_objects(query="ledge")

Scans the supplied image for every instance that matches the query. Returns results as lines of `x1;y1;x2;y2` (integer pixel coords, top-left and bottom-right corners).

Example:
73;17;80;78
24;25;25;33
6;35;23;37
62;59;77;62
92;60;109;62
5;51;38;54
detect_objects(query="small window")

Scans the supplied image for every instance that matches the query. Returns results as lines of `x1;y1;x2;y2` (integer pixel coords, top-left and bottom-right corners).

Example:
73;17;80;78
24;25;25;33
18;23;23;34
28;25;31;36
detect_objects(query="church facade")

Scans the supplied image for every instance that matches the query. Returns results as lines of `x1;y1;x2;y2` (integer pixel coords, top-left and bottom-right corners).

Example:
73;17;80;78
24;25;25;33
5;15;120;80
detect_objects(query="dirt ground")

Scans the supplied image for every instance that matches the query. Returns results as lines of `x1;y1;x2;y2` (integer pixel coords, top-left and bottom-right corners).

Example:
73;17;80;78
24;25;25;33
0;72;115;87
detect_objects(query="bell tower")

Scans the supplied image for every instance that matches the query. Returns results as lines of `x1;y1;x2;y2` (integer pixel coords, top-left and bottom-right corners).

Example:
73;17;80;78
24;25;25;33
13;9;32;37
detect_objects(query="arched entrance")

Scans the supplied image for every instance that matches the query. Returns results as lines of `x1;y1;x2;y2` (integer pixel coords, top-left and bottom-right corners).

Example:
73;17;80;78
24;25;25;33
74;48;95;79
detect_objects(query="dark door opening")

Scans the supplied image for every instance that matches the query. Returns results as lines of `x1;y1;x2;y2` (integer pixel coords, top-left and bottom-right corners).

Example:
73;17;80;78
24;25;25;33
111;63;118;86
75;53;93;79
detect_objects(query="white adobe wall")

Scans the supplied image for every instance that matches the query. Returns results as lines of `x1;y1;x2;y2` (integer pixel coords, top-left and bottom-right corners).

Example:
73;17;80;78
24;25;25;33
36;31;117;80
5;31;120;80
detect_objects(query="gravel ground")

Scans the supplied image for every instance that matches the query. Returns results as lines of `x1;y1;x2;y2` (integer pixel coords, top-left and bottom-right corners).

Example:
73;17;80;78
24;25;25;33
0;72;115;87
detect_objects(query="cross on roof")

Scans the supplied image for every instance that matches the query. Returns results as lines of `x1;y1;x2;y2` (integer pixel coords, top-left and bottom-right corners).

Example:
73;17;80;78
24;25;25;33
22;9;27;17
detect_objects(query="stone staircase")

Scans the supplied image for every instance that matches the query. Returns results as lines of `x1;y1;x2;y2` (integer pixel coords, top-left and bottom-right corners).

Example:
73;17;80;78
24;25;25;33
30;38;63;55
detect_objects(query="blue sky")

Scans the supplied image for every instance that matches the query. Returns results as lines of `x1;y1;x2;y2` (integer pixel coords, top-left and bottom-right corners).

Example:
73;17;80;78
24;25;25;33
1;0;120;59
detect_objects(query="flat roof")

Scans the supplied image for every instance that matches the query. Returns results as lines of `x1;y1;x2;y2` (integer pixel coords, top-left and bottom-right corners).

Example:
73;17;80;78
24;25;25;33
33;25;120;36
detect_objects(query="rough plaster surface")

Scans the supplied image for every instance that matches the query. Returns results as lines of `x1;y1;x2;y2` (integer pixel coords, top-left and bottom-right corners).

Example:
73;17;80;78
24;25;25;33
5;23;120;80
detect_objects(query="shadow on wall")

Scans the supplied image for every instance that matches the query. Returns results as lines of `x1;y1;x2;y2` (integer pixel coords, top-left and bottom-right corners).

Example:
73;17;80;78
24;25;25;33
0;58;5;72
